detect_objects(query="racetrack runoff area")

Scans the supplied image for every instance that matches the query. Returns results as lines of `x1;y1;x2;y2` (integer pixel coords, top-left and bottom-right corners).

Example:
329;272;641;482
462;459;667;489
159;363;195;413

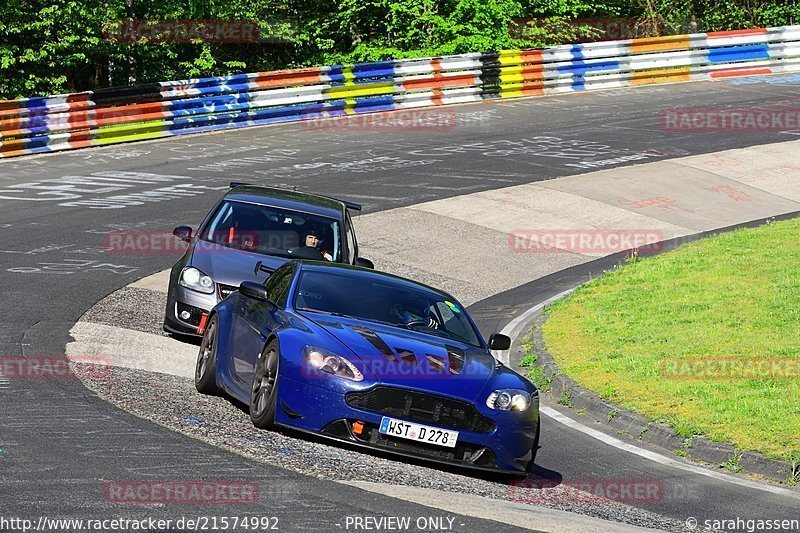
67;137;800;531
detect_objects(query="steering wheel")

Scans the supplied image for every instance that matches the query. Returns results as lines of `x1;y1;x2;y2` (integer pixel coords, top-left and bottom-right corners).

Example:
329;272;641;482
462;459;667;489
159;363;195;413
288;246;325;260
404;317;441;330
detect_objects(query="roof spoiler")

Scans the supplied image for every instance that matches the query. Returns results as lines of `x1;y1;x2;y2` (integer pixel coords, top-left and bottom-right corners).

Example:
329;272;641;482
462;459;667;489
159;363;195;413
311;191;363;211
337;199;362;211
230;181;362;211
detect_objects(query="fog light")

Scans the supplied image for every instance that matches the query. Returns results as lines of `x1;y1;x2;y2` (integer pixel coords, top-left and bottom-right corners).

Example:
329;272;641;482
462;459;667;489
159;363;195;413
180;310;191;320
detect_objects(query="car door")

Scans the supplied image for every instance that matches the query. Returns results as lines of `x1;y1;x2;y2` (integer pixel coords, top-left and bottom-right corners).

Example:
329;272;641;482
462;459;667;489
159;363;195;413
231;264;294;386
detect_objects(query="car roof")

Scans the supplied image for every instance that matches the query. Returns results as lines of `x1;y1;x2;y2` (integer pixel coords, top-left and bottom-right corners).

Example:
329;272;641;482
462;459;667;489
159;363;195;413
224;185;346;219
294;261;458;301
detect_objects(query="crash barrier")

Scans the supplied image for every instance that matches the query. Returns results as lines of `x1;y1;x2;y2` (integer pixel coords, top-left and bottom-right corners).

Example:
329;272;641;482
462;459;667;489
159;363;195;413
2;25;800;158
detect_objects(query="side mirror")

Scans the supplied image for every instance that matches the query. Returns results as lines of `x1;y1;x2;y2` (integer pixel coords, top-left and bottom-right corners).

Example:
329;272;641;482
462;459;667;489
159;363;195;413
355;257;374;269
239;281;272;303
488;333;511;351
173;226;193;243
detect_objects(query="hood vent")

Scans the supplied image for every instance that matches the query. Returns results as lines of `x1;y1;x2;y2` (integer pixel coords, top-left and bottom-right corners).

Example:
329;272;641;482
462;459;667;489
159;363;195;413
350;326;398;362
446;345;465;375
425;354;446;372
345;325;466;375
395;348;418;366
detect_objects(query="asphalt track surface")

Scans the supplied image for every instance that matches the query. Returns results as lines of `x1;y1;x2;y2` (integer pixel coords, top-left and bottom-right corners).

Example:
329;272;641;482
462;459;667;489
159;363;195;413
2;74;800;530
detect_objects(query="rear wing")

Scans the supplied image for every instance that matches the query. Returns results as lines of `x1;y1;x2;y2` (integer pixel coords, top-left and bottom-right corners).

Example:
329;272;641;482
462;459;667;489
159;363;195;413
335;199;362;211
228;182;362;211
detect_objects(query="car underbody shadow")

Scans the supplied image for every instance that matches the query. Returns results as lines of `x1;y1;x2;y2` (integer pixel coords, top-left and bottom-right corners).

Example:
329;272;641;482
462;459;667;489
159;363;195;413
168;331;202;346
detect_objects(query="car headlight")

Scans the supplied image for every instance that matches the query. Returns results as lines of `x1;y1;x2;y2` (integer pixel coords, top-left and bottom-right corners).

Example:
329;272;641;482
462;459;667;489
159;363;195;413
486;389;532;411
179;267;214;294
302;346;363;381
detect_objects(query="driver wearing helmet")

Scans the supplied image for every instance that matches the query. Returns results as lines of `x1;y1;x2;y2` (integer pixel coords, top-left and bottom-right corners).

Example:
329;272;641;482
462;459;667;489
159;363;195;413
392;295;440;329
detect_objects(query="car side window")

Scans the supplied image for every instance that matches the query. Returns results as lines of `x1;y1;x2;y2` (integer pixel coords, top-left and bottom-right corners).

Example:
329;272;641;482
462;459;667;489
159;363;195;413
264;266;293;304
345;213;358;264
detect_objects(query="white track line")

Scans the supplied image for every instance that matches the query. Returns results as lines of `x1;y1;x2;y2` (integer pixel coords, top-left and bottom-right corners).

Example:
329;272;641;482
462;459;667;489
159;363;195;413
540;406;799;499
500;297;800;499
494;288;576;365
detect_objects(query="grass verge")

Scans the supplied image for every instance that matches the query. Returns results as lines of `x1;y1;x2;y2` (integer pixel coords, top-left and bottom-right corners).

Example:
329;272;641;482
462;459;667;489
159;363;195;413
540;218;800;461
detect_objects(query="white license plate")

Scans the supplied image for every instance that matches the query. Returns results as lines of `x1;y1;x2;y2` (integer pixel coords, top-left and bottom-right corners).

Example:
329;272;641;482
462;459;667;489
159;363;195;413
378;417;458;448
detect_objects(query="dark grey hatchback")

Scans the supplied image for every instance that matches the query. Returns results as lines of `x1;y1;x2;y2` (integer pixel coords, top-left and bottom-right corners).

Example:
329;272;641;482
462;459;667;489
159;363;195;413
163;182;372;336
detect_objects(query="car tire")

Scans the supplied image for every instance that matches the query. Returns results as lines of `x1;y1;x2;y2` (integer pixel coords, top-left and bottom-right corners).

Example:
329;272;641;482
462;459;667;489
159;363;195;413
195;315;219;395
250;340;279;429
526;422;541;473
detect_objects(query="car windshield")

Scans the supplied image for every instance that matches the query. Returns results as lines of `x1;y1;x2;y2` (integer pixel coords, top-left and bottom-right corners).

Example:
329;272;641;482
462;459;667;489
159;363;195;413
294;270;483;348
200;200;340;261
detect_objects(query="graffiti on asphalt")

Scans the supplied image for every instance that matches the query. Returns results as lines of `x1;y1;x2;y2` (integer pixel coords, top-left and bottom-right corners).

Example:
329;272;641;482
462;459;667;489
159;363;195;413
0;172;227;210
7;259;137;275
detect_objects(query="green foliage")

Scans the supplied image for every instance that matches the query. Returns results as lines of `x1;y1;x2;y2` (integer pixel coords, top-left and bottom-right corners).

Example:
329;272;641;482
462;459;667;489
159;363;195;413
557;390;574;407
720;453;744;473
1;0;798;98
787;454;800;486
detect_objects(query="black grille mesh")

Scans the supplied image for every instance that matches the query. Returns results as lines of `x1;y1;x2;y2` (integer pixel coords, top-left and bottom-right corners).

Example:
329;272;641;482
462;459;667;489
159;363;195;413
176;302;205;327
346;386;495;433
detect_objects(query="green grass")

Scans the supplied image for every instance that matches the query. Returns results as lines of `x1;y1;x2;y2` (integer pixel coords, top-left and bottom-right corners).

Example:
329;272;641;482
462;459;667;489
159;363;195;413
541;218;800;461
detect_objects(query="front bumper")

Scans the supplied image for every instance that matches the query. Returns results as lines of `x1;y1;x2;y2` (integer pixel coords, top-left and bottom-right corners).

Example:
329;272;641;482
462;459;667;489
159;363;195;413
163;284;220;336
275;376;539;473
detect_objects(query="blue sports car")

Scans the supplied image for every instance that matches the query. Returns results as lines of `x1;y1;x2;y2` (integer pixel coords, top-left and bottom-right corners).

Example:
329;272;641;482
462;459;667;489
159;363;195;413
195;260;540;474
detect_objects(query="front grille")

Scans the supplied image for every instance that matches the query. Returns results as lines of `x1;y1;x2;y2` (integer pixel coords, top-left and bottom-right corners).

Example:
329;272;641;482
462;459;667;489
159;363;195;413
321;419;498;469
346;386;495;433
370;432;497;467
176;302;205;327
218;283;237;299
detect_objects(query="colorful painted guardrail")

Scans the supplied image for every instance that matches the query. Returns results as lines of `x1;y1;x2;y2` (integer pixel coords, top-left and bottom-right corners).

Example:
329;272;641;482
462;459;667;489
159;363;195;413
1;25;799;158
